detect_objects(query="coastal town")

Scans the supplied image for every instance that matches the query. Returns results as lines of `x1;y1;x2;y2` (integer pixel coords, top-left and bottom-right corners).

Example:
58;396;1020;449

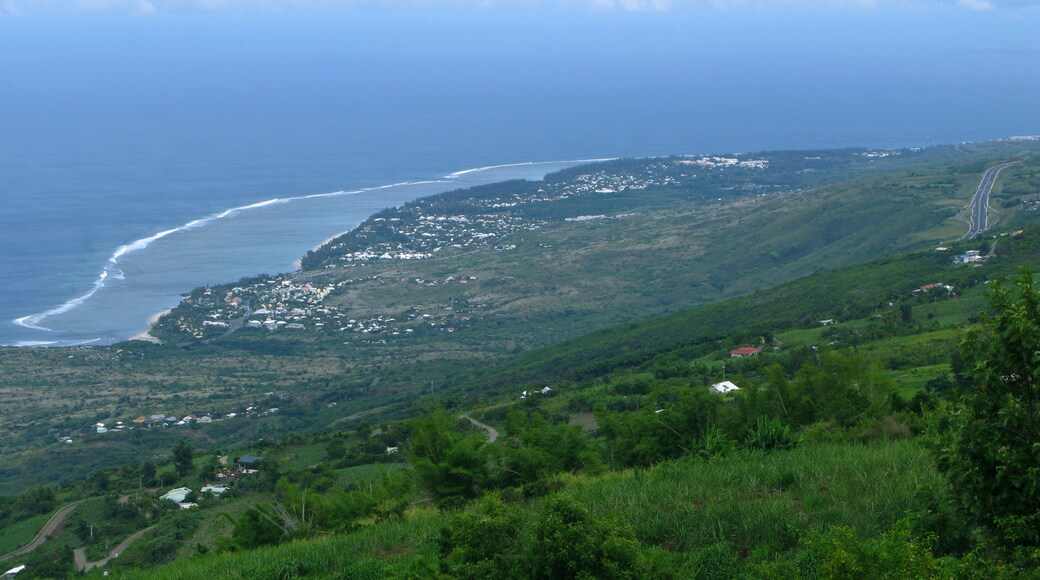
155;155;773;342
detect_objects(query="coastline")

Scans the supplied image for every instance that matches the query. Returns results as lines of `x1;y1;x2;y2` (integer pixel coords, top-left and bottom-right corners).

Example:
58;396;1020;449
294;230;352;271
4;159;596;348
128;308;172;344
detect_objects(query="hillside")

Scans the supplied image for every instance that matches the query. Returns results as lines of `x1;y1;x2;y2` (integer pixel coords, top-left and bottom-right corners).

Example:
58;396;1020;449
0;140;1039;497
8;222;1040;577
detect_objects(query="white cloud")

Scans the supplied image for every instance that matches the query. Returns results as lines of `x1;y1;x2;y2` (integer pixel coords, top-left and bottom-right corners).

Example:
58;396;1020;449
957;0;995;8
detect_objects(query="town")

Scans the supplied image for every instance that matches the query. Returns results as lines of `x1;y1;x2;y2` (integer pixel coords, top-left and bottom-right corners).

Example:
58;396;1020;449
156;156;773;342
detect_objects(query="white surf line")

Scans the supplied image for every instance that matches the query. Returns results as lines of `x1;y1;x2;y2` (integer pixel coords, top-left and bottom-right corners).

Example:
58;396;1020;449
10;198;302;331
444;158;617;179
12;159;613;332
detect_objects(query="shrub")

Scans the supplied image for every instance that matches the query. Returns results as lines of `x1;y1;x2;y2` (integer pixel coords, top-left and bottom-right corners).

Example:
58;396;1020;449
745;417;799;451
528;495;645;579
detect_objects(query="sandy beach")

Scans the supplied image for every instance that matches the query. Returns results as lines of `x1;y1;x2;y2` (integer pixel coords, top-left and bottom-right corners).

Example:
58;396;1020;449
128;307;172;344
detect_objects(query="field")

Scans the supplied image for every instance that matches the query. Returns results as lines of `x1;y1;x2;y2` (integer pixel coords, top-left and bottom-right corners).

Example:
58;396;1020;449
111;439;951;579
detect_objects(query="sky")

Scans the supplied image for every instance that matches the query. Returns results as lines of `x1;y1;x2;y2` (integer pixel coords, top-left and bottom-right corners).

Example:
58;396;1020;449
1;0;1038;14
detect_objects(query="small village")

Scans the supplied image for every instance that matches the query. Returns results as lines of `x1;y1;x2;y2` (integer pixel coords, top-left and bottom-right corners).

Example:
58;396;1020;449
59;402;285;446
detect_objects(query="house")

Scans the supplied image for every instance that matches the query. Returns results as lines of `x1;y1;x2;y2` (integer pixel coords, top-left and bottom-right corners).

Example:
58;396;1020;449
161;487;193;503
237;455;264;470
957;250;985;264
709;381;740;394
819;319;836;326
730;346;762;358
132;416;148;424
201;485;228;496
386;447;399;454
197;416;213;424
3;564;26;578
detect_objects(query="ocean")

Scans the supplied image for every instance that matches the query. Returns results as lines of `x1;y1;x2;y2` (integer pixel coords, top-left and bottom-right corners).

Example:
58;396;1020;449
1;10;1037;346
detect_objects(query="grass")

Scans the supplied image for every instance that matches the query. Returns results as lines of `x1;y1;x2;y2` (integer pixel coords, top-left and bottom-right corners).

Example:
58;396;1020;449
0;510;55;556
175;494;271;559
119;439;945;578
269;443;328;471
114;509;448;579
566;439;944;557
334;464;411;488
777;326;828;348
886;364;952;393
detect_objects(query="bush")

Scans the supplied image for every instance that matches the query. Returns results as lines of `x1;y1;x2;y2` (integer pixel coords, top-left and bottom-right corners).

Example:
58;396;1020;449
528;495;645;579
745;417;799;451
439;494;525;579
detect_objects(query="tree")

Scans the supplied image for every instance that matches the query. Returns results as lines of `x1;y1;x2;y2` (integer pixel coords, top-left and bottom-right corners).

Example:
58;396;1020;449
141;461;157;486
172;439;194;476
935;269;1040;547
409;409;488;502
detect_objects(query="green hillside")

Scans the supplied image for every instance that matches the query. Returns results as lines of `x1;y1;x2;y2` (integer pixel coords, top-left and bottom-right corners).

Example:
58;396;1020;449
4;223;1038;578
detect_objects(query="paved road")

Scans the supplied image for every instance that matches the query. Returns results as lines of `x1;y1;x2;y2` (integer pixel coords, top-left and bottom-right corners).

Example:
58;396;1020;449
0;501;80;561
74;526;156;572
461;414;499;443
963;161;1017;240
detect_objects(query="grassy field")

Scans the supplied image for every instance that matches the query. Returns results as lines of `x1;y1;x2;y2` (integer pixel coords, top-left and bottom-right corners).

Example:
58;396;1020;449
0;510;54;556
109;439;946;579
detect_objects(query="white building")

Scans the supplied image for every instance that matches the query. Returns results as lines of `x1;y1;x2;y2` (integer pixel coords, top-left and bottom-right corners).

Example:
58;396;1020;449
709;381;740;394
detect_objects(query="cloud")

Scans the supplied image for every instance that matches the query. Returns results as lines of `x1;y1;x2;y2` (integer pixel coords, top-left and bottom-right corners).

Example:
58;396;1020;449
957;0;994;7
0;0;1036;14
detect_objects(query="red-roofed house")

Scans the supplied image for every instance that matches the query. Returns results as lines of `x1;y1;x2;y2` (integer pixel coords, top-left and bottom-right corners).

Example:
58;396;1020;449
730;346;762;358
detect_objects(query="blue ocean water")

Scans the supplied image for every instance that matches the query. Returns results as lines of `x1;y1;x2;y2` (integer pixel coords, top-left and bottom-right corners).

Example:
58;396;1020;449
0;10;1037;346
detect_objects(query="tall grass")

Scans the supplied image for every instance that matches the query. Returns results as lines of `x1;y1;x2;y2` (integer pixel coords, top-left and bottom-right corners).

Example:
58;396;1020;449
114;510;448;579
565;439;944;557
0;510;54;556
118;440;944;578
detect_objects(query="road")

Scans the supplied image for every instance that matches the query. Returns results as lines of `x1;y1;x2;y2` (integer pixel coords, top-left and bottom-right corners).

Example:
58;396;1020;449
461;414;499;443
73;526;155;572
0;501;80;561
963;161;1017;240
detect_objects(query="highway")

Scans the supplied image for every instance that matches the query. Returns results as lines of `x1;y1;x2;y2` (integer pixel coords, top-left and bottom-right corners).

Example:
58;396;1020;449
963;161;1017;240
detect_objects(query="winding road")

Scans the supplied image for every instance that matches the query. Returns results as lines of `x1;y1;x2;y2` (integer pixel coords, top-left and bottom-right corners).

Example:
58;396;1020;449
963;161;1017;240
0;501;80;561
461;414;499;443
73;526;156;572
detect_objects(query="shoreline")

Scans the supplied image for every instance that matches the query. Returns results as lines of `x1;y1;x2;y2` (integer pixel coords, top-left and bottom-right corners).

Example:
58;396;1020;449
294;230;353;271
6;158;604;348
128;308;172;344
